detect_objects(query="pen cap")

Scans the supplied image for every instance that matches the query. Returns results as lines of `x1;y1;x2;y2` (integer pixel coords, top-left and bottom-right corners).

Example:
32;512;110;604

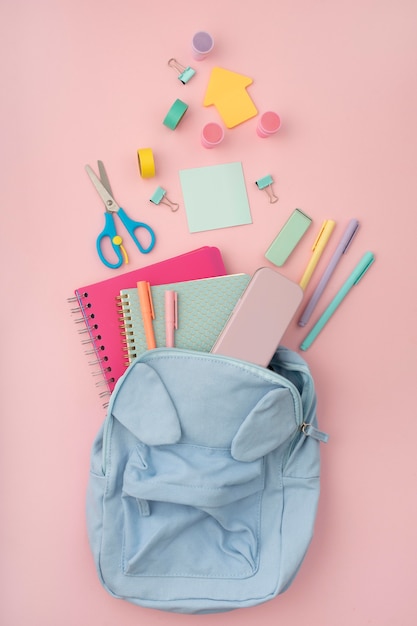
353;251;375;284
137;281;155;318
312;220;336;250
165;290;178;326
342;219;360;253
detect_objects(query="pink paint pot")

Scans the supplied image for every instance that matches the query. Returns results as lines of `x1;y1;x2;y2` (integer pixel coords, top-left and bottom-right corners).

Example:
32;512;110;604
256;111;281;138
201;122;224;148
192;31;214;60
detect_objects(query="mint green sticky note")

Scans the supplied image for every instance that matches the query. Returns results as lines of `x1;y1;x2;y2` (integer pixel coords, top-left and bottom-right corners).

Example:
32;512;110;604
179;162;252;233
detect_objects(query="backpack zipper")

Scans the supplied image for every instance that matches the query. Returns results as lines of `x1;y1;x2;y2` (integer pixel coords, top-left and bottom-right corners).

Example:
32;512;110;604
275;354;328;467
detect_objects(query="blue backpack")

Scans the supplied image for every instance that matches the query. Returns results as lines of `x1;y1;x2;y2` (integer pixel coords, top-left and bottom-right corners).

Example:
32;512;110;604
86;347;328;614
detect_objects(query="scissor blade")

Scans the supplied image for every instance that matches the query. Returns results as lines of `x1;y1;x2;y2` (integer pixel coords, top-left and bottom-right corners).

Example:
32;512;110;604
97;160;114;197
85;164;119;212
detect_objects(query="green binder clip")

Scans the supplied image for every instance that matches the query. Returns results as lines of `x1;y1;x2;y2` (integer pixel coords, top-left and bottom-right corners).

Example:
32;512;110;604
168;58;196;84
256;174;278;204
150;187;179;212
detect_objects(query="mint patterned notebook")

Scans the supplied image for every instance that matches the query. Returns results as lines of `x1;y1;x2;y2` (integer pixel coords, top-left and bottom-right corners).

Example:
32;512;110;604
118;274;250;366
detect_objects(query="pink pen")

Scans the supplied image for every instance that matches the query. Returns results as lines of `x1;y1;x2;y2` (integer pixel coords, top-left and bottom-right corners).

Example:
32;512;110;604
164;290;178;347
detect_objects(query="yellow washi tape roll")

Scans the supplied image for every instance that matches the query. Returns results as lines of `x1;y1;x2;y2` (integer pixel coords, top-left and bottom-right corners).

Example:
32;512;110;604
137;148;156;178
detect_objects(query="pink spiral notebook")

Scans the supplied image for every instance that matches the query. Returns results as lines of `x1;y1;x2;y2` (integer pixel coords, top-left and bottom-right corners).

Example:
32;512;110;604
70;247;226;403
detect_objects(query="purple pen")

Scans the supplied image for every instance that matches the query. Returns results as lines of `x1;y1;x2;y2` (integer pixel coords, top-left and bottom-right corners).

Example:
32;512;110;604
298;218;360;327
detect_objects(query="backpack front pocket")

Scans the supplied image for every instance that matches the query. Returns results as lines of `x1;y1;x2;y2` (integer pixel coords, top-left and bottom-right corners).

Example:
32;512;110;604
121;443;264;579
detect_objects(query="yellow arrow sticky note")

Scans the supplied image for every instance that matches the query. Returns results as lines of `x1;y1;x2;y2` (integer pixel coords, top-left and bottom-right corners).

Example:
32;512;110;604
203;67;258;128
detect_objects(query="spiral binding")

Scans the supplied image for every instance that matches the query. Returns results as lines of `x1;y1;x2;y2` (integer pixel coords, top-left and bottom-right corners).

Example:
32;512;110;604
116;294;138;367
67;291;114;409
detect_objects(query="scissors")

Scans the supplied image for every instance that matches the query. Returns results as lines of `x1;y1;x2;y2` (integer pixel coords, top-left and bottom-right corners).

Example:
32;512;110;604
85;161;156;269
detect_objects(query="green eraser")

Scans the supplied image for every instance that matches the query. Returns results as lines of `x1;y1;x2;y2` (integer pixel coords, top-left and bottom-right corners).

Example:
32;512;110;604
265;208;312;266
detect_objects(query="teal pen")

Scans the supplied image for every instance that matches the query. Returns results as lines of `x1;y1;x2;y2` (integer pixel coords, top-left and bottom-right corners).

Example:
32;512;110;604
300;251;375;350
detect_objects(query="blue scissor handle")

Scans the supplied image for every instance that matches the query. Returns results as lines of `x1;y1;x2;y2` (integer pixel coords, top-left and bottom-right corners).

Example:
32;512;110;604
96;209;156;269
117;207;156;254
96;212;124;269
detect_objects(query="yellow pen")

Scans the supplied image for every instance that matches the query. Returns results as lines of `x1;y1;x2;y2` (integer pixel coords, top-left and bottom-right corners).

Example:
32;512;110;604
299;219;336;290
137;281;157;349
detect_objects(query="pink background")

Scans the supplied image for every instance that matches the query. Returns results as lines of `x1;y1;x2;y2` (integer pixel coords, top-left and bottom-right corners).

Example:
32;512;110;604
1;1;416;623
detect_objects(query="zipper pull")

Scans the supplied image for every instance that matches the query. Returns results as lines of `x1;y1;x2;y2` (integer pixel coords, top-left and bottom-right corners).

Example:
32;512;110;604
301;422;329;443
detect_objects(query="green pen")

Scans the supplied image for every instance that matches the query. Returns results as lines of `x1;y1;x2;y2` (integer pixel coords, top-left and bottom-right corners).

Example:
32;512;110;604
300;251;375;350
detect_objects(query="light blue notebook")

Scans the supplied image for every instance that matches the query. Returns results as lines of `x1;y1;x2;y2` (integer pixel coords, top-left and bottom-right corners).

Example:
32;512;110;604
118;274;250;365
